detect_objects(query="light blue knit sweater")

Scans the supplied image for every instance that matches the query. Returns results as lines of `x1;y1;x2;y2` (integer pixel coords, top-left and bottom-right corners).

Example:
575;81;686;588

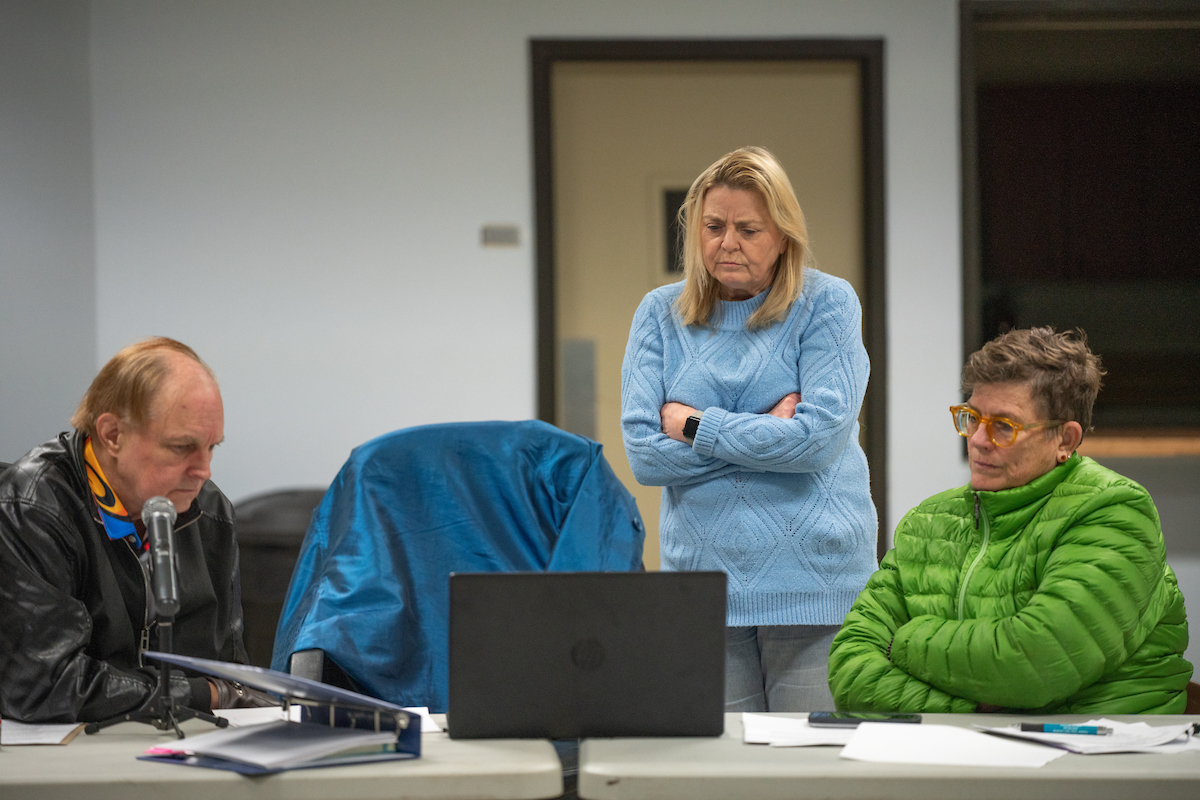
621;269;878;626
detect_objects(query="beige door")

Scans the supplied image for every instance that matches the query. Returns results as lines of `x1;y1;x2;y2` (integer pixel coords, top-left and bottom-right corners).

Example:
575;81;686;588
553;61;863;570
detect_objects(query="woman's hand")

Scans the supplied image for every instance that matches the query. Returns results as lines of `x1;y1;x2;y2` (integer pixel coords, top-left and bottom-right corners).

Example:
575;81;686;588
661;402;700;443
662;393;799;444
768;392;802;419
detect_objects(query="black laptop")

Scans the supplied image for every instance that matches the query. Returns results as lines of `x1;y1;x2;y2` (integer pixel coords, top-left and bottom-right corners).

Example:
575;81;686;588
447;571;727;739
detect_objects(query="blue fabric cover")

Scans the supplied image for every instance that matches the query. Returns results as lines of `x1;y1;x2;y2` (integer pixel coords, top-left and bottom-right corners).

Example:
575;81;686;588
270;420;645;712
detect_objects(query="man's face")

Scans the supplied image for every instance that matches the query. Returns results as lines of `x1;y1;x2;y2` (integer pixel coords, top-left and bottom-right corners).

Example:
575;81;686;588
96;358;225;518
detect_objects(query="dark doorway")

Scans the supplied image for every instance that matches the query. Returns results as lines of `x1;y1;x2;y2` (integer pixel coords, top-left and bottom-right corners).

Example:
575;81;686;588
961;2;1200;434
531;39;889;553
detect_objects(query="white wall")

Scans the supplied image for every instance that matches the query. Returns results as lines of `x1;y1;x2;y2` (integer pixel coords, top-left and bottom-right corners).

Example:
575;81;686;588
0;0;96;461
84;0;967;530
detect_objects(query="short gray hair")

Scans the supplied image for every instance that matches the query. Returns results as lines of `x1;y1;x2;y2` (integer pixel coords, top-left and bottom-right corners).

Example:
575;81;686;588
962;327;1105;432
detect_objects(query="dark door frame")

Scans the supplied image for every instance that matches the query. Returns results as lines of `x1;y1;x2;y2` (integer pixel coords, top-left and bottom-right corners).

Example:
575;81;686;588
531;39;889;553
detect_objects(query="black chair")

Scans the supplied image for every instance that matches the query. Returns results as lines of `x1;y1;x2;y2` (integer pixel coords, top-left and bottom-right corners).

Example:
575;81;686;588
287;648;364;692
1187;681;1200;714
233;488;327;667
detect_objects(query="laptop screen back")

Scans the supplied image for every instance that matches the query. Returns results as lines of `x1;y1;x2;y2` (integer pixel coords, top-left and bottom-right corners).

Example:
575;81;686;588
447;571;726;739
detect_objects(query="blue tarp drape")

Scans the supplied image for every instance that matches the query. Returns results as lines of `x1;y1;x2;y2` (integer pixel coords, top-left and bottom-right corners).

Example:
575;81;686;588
270;420;644;711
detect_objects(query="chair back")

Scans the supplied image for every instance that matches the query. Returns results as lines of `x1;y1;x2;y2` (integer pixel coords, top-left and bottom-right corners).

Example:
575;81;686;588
1186;681;1200;714
233;488;327;666
270;420;644;711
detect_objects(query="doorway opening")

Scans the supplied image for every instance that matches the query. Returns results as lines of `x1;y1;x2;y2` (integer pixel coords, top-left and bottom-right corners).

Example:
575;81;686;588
531;40;887;562
961;2;1200;452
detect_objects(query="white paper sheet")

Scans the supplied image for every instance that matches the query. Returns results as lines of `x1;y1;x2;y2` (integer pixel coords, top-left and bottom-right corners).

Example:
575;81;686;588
741;713;855;746
976;718;1196;754
840;722;1066;768
402;706;443;733
0;721;87;745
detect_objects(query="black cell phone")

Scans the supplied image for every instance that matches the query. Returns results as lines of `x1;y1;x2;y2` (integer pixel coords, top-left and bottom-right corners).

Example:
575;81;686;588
807;711;921;727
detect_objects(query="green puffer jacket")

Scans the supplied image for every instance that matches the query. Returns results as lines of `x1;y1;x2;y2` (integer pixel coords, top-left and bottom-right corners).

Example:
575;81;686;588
829;454;1191;714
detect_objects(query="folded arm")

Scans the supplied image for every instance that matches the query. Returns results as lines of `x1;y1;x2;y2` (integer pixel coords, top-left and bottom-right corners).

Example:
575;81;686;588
890;490;1167;710
691;282;868;473
621;300;764;487
829;551;978;713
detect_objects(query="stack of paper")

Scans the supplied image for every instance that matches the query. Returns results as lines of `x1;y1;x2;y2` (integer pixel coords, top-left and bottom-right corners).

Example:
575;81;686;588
743;713;1199;768
840;722;1066;768
740;714;1061;768
742;714;855;747
975;718;1200;754
0;721;87;746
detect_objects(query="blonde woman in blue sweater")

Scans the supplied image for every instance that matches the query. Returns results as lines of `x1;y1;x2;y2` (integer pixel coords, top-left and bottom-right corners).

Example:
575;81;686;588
621;147;877;711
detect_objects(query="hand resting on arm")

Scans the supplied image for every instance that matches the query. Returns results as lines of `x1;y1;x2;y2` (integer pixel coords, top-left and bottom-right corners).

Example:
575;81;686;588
661;392;801;444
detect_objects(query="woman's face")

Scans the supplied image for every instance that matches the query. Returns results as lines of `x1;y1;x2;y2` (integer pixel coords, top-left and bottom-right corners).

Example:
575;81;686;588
965;381;1074;491
700;186;787;301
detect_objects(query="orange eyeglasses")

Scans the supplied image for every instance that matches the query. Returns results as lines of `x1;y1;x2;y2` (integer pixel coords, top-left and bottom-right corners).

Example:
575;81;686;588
949;405;1063;447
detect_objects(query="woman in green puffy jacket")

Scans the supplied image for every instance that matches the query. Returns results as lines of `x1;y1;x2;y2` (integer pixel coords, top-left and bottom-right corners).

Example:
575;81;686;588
829;327;1192;714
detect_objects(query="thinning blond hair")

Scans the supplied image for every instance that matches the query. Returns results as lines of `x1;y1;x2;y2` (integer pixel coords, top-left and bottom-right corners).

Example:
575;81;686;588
674;146;810;330
71;337;215;436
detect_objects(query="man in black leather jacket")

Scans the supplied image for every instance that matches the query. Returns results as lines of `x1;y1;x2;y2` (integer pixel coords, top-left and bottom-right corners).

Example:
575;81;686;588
0;338;254;722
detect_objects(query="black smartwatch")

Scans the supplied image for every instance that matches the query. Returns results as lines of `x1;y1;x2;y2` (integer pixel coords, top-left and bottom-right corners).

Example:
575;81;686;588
682;414;702;442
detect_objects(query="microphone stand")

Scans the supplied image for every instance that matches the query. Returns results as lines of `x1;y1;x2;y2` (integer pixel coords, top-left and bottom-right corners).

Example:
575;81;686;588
86;497;227;738
84;617;228;737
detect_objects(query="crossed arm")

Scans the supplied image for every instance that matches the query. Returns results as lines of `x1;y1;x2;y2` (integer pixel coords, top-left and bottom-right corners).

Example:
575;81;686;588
829;490;1168;712
659;393;801;443
620;285;867;487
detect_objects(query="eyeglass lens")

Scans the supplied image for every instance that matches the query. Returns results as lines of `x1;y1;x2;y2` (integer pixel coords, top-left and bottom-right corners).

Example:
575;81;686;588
955;408;1017;446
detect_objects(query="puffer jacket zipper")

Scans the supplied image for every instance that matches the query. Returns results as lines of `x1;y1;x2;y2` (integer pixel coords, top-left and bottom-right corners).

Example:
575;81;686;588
957;493;991;621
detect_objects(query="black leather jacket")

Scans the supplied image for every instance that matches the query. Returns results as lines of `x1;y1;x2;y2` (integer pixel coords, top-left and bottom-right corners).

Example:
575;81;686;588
0;430;248;722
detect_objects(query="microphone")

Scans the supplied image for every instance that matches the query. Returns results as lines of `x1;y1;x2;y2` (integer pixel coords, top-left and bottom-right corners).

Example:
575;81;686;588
143;496;180;619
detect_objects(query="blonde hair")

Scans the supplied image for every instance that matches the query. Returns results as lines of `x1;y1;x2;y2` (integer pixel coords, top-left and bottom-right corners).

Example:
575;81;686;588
71;337;215;436
674;146;810;330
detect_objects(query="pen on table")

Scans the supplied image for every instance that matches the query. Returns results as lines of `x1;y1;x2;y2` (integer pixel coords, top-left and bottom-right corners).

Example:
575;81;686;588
1018;723;1112;735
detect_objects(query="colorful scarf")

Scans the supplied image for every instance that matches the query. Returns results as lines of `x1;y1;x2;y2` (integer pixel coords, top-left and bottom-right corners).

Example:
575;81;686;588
84;437;144;549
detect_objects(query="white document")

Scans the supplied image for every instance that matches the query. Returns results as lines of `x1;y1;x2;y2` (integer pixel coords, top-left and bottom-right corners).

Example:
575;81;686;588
0;721;87;746
741;713;855;746
840;722;1066;768
976;718;1195;754
402;706;442;733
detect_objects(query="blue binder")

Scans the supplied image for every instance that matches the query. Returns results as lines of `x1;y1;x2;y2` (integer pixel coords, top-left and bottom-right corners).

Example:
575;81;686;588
138;652;421;774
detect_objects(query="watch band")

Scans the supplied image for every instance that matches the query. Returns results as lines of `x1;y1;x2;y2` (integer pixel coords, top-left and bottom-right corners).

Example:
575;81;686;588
683;414;702;441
